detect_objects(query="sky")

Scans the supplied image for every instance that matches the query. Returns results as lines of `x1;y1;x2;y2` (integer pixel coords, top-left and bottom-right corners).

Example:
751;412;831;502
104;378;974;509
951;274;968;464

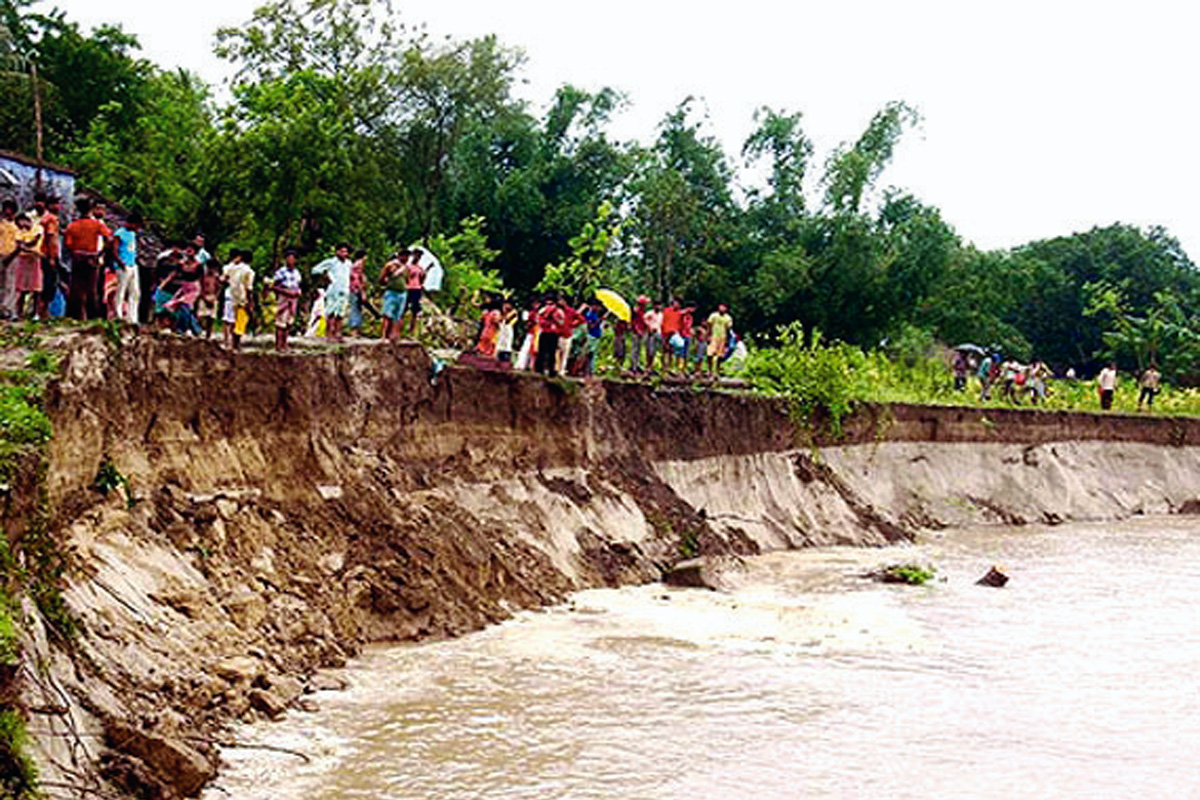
47;0;1200;260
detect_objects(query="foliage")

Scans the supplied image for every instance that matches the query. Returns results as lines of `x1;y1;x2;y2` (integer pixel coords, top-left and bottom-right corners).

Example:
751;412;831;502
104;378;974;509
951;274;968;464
92;457;129;498
628;98;734;301
0;708;38;800
0;386;51;447
742;323;865;434
1084;282;1200;378
536;201;622;298
823;101;920;214
0;605;15;666
741;322;959;435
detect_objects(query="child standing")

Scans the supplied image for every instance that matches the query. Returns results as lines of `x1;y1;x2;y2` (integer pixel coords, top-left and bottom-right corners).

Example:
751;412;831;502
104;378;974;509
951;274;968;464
271;249;302;351
198;261;222;339
313;244;353;342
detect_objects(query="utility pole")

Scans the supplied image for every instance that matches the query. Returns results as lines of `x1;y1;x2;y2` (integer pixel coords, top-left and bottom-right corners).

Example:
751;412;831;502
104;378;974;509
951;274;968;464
30;55;43;191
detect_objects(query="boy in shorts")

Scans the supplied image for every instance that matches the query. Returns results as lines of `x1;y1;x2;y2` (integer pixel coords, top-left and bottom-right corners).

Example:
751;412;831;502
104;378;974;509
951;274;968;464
378;249;409;341
271;248;302;351
400;250;425;339
197;260;222;338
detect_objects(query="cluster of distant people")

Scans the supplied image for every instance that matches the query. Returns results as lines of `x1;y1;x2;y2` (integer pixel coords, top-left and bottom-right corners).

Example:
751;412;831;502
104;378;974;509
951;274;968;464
0;196;447;352
471;295;743;379
953;348;1163;411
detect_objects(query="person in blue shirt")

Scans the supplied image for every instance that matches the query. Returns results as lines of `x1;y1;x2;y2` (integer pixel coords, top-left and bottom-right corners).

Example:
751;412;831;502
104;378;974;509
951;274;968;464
112;212;142;325
583;300;604;376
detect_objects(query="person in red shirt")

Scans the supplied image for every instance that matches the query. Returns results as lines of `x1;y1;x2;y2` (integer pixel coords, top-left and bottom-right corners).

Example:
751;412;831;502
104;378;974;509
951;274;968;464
630;295;650;373
534;295;565;376
660;298;683;373
62;197;112;320
679;304;696;365
557;298;583;375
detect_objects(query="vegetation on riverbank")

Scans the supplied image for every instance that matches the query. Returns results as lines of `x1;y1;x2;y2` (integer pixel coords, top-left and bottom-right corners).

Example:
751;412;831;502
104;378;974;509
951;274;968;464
0;326;74;800
740;322;1200;436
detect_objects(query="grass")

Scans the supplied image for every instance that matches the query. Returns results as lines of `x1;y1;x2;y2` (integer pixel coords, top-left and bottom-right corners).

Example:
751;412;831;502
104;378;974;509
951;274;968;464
739;325;1200;433
0;709;38;800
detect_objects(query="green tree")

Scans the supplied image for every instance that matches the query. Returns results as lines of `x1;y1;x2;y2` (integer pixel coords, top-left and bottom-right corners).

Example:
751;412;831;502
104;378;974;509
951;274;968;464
629;98;735;300
823;101;920;214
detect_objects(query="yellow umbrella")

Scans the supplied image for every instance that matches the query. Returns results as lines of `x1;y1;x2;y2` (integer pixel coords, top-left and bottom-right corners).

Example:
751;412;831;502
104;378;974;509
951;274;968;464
595;288;631;322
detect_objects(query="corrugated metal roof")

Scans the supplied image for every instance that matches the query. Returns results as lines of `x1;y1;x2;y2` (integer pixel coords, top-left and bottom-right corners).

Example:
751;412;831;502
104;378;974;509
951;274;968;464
0;149;77;176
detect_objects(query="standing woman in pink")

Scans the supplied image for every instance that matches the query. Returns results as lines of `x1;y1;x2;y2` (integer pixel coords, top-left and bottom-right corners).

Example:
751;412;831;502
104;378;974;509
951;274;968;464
12;214;44;320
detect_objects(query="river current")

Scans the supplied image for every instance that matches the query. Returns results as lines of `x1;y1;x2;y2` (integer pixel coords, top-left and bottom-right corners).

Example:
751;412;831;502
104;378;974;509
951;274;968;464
204;517;1200;799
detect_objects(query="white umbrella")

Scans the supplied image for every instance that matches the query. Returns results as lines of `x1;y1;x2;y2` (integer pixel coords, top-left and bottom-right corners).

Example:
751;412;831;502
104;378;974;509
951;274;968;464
407;244;441;272
409;244;444;293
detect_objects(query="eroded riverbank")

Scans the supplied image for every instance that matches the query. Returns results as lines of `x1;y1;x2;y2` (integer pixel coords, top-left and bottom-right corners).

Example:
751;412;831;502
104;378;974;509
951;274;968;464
5;332;1200;798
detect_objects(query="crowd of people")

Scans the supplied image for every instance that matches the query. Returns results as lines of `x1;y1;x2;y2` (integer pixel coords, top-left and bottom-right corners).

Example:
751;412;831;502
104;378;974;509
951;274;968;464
952;348;1164;411
0;193;743;380
0;195;448;353
471;294;743;380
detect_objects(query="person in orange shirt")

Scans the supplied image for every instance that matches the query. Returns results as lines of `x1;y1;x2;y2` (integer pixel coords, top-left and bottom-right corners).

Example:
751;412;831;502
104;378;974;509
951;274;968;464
534;295;566;377
37;196;61;319
62;197;112;320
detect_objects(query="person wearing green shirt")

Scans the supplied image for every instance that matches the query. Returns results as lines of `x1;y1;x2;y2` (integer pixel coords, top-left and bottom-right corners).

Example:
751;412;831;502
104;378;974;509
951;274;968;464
706;302;733;377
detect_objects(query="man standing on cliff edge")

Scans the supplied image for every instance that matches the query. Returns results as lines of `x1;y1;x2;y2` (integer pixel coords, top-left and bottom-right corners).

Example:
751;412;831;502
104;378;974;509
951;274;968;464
1097;362;1117;410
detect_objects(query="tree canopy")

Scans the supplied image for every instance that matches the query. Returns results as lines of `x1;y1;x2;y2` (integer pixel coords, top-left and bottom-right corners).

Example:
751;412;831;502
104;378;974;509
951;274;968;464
0;0;1195;376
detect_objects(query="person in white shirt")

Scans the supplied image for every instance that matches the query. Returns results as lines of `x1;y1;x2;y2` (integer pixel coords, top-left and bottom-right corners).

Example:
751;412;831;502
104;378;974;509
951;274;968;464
1096;362;1118;410
221;250;256;351
312;243;353;342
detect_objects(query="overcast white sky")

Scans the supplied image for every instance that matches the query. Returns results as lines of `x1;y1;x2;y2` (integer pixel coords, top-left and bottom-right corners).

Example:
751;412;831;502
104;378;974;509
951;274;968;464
49;0;1200;260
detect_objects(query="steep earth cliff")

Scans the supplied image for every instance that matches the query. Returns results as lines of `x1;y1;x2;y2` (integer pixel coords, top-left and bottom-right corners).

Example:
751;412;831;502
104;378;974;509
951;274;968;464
6;332;1200;799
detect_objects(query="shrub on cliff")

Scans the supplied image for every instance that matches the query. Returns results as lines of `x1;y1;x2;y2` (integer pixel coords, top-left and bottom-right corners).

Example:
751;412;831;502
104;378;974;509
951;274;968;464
743;322;958;434
743;324;863;433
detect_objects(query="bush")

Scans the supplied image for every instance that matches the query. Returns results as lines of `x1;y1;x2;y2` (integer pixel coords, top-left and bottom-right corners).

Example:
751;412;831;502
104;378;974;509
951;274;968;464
743;323;960;434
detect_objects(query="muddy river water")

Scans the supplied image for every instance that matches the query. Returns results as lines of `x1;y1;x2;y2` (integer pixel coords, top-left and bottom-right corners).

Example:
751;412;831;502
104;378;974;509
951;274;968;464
203;517;1200;799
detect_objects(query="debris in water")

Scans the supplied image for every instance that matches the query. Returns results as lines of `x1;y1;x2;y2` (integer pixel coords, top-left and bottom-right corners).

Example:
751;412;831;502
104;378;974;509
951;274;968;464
864;563;937;586
976;566;1009;588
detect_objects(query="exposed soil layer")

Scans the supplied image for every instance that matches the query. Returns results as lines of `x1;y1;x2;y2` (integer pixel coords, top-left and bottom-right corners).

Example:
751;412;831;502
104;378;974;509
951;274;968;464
7;331;1200;799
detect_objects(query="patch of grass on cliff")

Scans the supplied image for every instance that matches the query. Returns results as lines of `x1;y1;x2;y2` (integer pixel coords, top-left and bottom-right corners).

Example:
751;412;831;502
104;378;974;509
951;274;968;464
0;355;78;648
0;709;38;800
0;387;51;450
0;605;17;667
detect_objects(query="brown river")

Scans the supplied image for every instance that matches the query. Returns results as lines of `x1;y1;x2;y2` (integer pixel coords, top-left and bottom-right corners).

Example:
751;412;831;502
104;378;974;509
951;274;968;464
203;517;1200;799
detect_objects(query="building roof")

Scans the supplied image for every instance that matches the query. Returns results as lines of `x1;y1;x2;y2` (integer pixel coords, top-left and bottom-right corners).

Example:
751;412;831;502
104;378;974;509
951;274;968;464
0;150;77;176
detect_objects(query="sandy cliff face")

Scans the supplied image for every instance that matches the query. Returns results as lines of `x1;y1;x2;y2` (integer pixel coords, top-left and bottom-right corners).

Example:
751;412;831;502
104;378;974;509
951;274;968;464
12;333;1200;799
